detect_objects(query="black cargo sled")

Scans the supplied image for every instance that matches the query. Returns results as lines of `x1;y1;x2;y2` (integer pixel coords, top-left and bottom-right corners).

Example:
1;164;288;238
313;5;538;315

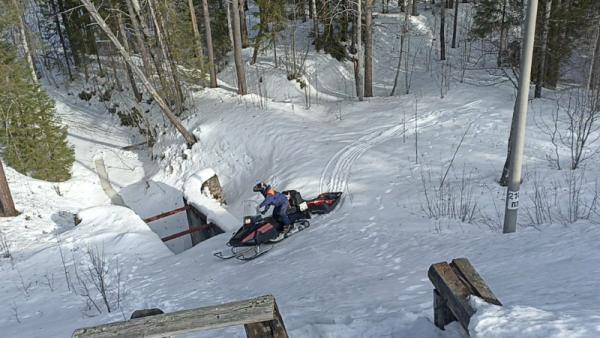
214;186;342;261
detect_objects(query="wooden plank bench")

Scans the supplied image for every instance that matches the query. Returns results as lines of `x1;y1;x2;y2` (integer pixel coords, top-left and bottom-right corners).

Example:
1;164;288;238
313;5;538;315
428;258;501;335
71;295;288;338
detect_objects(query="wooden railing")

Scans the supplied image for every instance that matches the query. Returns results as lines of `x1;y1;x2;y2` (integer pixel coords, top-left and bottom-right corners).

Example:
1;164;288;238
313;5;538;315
71;295;288;338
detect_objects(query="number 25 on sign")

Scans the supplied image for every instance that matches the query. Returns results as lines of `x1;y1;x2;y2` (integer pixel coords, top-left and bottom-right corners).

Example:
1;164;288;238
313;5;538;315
507;191;519;210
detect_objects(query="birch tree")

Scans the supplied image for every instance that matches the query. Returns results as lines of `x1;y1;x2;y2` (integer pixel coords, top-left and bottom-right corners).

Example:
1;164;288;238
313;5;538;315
12;0;37;84
79;0;197;147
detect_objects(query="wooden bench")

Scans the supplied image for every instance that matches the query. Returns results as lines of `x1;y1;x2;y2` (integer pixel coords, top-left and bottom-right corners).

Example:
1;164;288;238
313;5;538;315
428;258;501;334
72;295;288;338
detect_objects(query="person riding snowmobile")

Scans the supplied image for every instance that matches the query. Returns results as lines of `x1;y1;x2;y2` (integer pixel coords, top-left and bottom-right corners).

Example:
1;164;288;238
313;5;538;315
257;183;292;233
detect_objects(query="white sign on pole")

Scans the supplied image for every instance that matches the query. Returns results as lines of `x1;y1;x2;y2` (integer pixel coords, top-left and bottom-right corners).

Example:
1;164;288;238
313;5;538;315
507;190;519;210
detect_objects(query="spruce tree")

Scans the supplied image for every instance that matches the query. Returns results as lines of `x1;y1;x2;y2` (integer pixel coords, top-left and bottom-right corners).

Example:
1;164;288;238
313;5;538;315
0;43;74;182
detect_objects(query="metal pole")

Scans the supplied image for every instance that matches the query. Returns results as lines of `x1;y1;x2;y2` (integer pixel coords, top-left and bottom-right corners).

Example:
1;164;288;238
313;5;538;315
503;0;539;233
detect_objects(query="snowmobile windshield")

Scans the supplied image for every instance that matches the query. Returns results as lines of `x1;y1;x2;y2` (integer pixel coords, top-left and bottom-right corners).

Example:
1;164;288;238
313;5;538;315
242;200;260;217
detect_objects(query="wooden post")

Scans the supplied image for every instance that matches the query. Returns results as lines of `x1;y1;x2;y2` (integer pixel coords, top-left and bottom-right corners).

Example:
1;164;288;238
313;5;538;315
244;301;288;338
433;289;455;330
0;160;17;217
72;295;288;338
428;258;501;334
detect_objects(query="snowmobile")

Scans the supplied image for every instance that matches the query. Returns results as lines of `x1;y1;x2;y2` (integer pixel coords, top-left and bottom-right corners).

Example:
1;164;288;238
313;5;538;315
214;186;342;261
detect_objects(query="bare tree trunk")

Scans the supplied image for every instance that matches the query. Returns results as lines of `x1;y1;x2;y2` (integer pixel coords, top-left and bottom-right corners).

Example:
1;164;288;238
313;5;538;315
498;0;508;67
451;0;458;48
13;0;38;84
412;0;418;16
311;0;319;46
534;0;552;98
0;161;17;217
364;0;374;97
589;24;600;90
148;0;185;115
225;0;235;48
391;0;410;96
130;0;167;91
440;1;446;60
355;0;364;100
117;11;142;102
239;0;249;48
231;0;248;95
125;0;153;79
188;0;205;70
49;0;73;81
202;0;218;88
80;0;197;147
251;3;264;65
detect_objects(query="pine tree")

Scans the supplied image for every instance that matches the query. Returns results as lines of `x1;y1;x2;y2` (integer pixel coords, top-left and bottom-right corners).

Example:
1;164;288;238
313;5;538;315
0;43;74;182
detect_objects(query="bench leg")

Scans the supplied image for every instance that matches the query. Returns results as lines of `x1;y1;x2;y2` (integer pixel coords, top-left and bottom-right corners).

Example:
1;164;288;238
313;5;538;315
244;302;288;338
433;289;456;330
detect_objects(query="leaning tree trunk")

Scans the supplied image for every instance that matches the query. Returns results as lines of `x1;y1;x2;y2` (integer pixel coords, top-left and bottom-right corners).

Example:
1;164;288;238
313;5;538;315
80;0;197;147
202;0;218;88
231;0;248;95
13;0;38;84
364;0;374;97
0;160;17;217
188;0;205;71
355;0;364;101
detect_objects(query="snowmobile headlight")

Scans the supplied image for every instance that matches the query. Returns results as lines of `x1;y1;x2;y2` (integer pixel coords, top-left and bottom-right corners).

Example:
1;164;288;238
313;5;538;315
299;202;308;212
244;217;252;225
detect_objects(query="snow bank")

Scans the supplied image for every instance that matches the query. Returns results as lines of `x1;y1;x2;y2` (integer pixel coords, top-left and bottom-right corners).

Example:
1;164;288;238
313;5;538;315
469;297;600;338
182;169;240;232
69;206;172;258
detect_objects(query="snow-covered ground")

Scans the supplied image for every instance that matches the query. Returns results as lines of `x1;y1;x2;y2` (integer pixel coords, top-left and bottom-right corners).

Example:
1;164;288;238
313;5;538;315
2;3;600;338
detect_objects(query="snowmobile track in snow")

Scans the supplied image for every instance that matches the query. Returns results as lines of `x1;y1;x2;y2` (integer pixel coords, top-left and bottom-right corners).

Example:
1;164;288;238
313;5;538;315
319;124;407;196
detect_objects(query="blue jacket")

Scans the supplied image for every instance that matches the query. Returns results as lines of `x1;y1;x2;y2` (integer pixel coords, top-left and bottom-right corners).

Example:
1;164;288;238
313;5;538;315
259;192;288;210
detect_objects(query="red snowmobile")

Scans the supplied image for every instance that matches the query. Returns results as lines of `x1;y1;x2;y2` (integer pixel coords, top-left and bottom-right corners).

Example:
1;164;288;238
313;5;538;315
214;185;342;261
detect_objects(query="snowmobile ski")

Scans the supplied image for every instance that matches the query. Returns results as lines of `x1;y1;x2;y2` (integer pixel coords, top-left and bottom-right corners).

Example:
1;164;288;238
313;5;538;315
213;246;257;260
234;243;274;261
